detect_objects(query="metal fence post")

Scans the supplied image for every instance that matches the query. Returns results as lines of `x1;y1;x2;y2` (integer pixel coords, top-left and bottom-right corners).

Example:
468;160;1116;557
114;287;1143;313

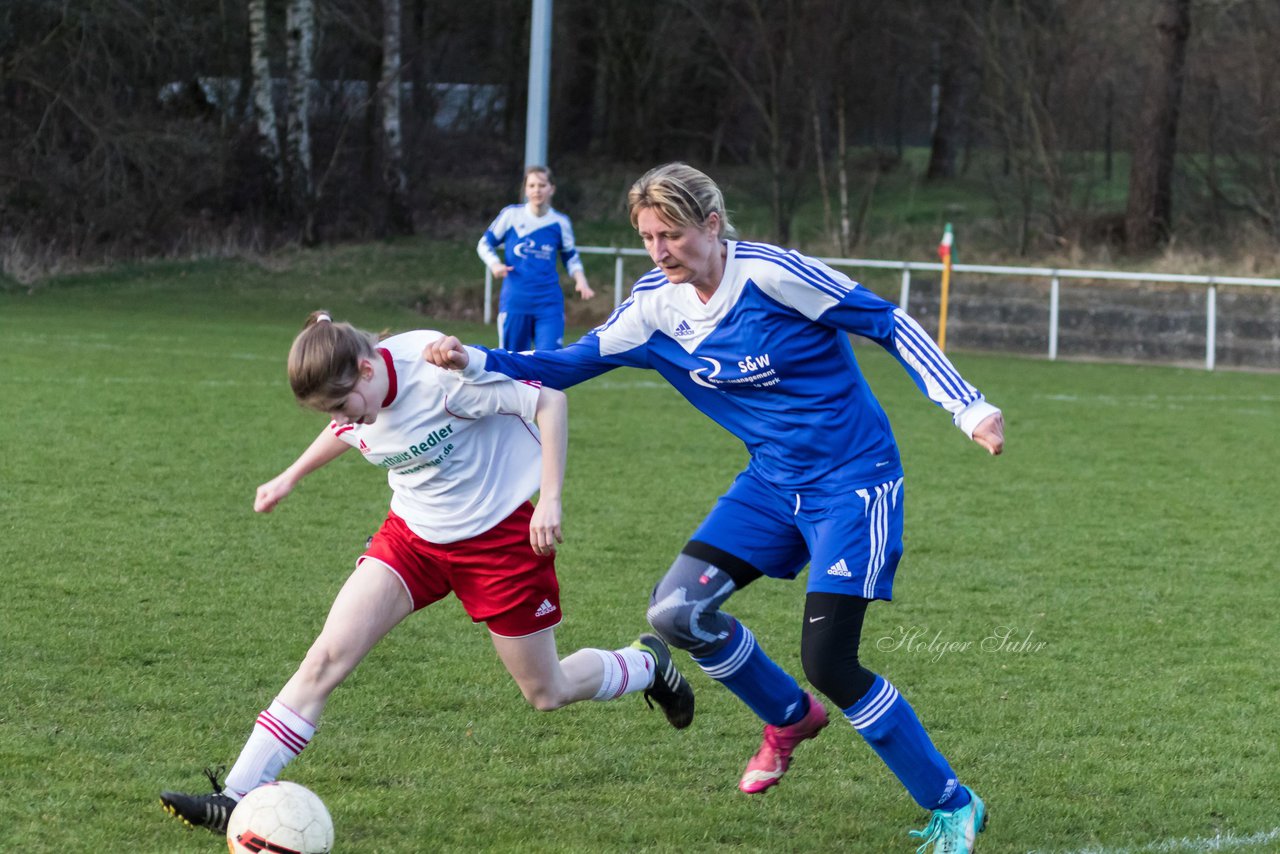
614;250;624;308
899;264;911;310
484;268;493;325
1206;281;1217;371
1049;274;1060;361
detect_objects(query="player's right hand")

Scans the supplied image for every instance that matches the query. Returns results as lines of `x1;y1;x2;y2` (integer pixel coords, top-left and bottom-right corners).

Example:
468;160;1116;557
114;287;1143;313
491;264;513;279
972;412;1005;456
423;336;470;370
254;474;295;513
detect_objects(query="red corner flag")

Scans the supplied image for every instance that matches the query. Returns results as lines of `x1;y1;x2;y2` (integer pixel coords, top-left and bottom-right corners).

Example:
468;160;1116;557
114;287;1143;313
938;222;954;260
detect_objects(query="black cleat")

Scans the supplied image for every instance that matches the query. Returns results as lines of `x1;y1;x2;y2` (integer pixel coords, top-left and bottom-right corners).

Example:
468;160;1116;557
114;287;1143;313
160;766;237;835
632;633;695;729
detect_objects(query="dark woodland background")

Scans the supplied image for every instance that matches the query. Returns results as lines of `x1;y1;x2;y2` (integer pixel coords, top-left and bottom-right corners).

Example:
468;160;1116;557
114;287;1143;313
3;0;1278;274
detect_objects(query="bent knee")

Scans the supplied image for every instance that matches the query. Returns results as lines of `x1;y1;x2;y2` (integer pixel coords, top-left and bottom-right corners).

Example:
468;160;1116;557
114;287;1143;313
644;605;682;647
520;683;572;712
646;603;731;658
801;655;877;709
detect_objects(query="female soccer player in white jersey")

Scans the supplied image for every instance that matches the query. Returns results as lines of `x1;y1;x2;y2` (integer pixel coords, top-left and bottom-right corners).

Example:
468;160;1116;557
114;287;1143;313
425;163;1004;853
478;165;595;352
159;311;693;837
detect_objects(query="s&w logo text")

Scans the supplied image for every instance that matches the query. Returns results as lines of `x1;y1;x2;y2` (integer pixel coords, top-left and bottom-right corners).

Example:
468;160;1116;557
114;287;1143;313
690;352;780;389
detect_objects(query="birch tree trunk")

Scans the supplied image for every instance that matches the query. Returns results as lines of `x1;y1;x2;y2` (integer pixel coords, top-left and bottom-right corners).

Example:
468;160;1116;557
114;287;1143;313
810;89;833;246
285;0;315;225
380;0;413;235
837;85;850;256
248;0;283;191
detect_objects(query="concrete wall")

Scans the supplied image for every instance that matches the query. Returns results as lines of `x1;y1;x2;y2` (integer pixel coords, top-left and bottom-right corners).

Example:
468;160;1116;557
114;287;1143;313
900;277;1280;371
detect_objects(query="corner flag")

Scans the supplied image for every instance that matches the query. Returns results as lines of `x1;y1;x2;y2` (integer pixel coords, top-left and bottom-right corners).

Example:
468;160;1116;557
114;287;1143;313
937;223;954;351
938;222;953;260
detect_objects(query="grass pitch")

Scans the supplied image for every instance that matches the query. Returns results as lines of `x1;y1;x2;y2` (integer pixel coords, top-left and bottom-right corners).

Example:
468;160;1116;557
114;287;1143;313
2;246;1278;853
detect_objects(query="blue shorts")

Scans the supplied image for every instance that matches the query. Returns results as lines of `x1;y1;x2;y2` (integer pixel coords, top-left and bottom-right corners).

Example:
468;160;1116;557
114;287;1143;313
497;309;564;352
690;468;905;600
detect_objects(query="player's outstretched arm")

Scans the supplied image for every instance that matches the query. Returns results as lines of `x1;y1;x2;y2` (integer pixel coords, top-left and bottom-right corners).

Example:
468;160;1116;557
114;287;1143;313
255;429;351;512
423;335;470;370
971;412;1005;456
528;387;567;555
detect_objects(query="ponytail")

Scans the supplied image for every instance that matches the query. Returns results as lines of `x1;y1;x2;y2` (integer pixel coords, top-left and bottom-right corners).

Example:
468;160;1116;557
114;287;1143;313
287;310;380;410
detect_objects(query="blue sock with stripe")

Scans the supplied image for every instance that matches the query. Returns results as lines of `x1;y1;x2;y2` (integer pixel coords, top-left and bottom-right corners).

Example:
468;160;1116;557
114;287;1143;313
843;675;970;811
693;620;807;726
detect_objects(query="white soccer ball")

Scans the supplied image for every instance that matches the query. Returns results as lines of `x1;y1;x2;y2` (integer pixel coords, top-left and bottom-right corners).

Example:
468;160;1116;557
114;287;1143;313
226;781;334;854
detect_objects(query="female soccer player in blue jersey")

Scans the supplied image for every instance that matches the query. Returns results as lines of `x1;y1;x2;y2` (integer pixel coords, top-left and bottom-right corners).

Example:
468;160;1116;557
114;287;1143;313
478;166;595;351
428;163;1003;853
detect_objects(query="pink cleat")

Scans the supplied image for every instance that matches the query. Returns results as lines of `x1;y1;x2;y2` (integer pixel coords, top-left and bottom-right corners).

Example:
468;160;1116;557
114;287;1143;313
738;692;829;794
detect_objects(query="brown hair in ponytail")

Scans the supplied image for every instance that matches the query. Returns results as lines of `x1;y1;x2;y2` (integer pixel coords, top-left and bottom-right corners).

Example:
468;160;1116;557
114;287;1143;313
286;310;381;411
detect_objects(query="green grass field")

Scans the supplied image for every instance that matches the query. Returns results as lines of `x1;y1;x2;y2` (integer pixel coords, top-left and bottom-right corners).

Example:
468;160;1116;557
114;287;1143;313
2;247;1278;853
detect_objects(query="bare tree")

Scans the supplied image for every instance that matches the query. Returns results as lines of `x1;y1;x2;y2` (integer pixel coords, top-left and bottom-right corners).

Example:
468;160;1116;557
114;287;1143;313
248;0;284;191
285;0;316;230
681;0;826;242
380;0;413;235
968;0;1130;254
836;86;851;255
1125;0;1192;251
925;3;979;181
1181;0;1280;241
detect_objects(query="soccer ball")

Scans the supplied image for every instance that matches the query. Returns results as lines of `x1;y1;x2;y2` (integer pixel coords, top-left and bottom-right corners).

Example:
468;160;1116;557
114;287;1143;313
226;781;334;854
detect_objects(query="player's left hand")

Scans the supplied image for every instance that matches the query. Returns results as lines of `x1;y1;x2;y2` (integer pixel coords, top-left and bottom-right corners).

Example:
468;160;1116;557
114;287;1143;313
423;336;469;370
575;279;596;300
972;412;1005;455
529;498;564;555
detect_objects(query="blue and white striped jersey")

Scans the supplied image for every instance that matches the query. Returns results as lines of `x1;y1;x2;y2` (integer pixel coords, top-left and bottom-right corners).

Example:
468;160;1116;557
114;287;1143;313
465;239;999;491
477;203;585;313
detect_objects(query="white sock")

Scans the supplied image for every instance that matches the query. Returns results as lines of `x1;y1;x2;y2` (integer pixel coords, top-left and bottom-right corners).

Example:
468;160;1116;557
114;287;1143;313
223;699;317;799
589;646;655;701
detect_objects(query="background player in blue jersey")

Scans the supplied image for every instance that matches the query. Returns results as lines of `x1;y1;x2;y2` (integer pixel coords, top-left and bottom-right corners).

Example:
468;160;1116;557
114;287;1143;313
430;163;1003;853
478;166;595;351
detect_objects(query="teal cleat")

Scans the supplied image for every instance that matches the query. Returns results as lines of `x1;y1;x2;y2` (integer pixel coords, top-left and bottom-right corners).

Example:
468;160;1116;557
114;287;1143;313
908;786;987;854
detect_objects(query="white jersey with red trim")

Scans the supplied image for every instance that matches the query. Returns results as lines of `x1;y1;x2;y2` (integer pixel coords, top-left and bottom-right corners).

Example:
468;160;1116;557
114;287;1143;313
330;330;543;543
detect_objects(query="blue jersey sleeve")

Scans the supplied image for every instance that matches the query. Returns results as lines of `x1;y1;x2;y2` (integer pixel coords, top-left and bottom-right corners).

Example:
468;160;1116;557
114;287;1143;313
738;242;993;431
819;289;984;417
476;332;636;389
557;215;584;278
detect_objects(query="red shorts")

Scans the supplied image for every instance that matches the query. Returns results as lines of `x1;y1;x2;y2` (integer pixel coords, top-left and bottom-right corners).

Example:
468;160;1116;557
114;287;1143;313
359;503;561;638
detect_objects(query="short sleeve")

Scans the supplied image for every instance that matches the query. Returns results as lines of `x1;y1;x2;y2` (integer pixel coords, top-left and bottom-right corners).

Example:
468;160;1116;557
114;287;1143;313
439;371;540;422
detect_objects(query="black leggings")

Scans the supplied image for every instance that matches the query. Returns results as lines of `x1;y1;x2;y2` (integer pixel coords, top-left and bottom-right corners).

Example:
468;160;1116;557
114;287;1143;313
801;591;879;709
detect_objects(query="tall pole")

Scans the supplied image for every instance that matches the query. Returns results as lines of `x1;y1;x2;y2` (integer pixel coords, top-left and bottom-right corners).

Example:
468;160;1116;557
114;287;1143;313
525;0;552;170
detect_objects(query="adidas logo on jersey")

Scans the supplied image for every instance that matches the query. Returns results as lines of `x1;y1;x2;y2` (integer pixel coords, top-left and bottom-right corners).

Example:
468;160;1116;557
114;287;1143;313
673;320;694;338
534;599;557;618
827;559;852;577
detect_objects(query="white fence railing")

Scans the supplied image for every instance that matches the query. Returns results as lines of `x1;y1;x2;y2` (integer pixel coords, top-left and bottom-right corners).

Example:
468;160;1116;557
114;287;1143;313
481;246;1280;371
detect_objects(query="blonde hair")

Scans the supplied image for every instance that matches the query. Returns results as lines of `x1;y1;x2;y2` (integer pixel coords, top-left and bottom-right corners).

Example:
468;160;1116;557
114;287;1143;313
525;165;555;184
287;310;381;411
627;162;736;238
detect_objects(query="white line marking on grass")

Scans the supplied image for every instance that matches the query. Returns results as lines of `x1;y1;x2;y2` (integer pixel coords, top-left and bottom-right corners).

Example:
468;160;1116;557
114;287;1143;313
579;380;673;391
1034;393;1280;414
1037;393;1280;404
49;376;278;387
1031;826;1280;854
2;332;273;361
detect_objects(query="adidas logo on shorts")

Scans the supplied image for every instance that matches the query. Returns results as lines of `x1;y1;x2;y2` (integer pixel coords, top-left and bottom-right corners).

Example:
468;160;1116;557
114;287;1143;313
827;559;852;577
534;599;557;618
